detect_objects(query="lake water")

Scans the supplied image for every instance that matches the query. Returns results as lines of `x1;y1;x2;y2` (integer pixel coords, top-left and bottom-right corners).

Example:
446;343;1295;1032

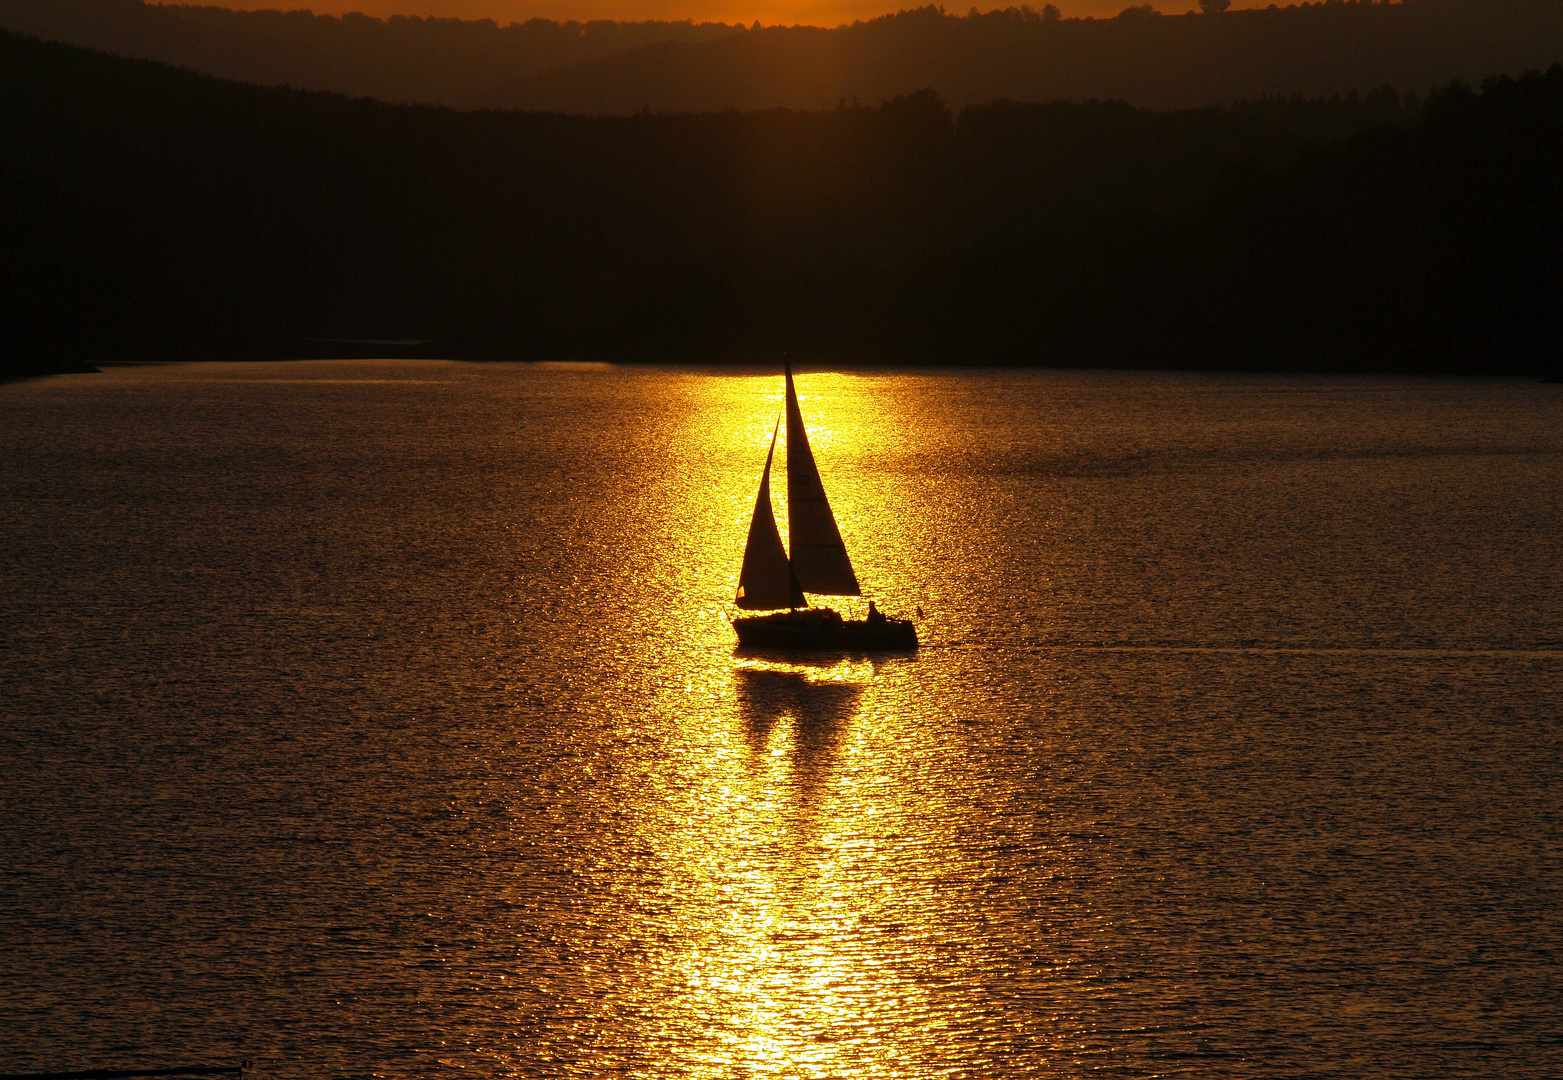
1;361;1560;1078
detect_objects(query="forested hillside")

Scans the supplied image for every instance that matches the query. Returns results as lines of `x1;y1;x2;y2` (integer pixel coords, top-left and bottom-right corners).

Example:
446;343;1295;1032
3;0;1562;110
487;0;1563;112
2;31;1559;376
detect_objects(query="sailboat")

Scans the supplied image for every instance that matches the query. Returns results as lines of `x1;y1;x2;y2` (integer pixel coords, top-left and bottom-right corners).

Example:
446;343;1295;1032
731;363;918;651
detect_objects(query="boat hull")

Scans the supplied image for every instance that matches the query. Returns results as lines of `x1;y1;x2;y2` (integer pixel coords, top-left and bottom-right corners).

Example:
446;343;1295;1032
732;609;918;652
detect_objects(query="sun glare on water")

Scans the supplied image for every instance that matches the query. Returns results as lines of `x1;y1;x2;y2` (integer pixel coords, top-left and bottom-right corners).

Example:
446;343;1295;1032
550;366;967;1074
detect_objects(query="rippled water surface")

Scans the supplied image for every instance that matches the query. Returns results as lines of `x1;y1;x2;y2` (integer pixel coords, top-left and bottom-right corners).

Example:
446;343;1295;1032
2;362;1560;1078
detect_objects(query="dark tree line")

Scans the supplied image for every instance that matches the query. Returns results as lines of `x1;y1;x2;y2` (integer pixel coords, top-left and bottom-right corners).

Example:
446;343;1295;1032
2;31;1559;377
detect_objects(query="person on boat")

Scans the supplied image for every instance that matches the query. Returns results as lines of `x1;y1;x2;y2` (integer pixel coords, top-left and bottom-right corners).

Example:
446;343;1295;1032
868;600;884;623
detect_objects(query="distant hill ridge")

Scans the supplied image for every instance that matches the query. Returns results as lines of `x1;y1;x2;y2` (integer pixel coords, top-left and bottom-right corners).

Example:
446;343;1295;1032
2;0;1562;110
488;0;1563;112
0;0;746;105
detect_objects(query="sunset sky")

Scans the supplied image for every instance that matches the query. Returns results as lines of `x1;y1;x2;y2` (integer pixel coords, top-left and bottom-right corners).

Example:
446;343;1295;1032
208;0;1198;29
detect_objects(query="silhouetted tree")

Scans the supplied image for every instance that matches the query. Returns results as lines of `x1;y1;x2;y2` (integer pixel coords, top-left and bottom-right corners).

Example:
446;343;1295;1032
1200;0;1232;12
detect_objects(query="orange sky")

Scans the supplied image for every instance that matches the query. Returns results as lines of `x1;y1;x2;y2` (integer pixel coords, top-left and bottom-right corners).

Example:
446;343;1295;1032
208;0;1198;29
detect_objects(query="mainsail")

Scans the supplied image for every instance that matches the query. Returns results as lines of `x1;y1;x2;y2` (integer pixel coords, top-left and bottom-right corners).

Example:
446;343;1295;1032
785;363;862;596
735;422;806;611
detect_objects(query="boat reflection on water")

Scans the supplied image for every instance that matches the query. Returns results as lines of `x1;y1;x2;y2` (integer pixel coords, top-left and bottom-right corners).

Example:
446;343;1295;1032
732;666;866;842
735;668;864;746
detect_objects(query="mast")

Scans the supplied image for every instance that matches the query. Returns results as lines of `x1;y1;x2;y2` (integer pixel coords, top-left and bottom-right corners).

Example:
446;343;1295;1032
735;421;806;611
784;363;862;597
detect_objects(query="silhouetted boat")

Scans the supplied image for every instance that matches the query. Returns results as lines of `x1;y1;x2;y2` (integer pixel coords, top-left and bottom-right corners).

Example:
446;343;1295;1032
732;364;917;651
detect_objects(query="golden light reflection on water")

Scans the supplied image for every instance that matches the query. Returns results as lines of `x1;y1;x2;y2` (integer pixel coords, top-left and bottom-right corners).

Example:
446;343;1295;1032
605;369;958;1075
6;362;1561;1077
486;364;1562;1076
650;664;947;1077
